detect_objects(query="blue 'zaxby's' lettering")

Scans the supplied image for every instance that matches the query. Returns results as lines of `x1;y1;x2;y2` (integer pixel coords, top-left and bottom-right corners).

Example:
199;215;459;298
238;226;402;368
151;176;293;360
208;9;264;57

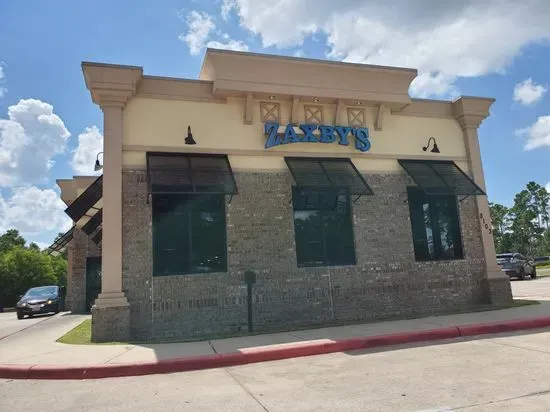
264;122;371;152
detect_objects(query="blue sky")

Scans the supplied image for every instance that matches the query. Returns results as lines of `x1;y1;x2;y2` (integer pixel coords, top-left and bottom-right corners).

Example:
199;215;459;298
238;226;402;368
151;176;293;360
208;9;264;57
0;0;549;248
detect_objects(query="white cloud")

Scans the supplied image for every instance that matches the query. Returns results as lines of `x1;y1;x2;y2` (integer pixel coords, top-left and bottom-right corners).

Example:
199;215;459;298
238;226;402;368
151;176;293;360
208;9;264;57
0;99;70;186
225;0;550;97
513;78;548;105
517;115;550;150
221;0;237;21
179;10;249;55
32;241;50;250
0;62;6;98
0;186;72;237
178;11;216;55
71;125;103;175
409;72;459;99
206;38;249;52
546;182;550;193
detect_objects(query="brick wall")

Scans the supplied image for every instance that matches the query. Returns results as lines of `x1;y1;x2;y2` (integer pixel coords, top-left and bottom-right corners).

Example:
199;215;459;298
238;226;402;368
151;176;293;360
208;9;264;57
66;228;101;313
122;169;489;341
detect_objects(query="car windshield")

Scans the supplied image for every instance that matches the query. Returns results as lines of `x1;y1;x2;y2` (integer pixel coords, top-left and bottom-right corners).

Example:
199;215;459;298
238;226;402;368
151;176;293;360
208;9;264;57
24;286;57;298
496;254;513;261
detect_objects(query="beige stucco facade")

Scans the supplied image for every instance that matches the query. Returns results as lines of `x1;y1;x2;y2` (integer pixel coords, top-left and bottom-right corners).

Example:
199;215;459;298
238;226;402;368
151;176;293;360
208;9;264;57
73;49;511;342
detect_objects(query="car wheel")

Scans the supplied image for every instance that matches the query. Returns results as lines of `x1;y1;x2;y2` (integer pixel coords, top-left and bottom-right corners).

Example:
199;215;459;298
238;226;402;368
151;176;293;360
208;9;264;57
531;268;537;279
17;312;24;320
518;268;525;280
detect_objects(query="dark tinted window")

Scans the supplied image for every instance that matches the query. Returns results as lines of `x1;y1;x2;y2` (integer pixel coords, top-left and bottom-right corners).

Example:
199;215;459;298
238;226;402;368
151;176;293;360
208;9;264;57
152;194;227;275
292;188;356;267
407;187;463;261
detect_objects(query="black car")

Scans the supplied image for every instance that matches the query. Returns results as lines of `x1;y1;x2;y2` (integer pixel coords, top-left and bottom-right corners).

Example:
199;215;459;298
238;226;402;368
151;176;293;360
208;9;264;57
16;285;61;319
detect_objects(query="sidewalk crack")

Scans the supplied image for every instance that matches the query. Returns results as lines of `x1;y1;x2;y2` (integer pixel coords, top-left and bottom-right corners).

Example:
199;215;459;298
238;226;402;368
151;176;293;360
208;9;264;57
224;368;270;412
103;346;135;364
208;340;218;354
486;339;550;355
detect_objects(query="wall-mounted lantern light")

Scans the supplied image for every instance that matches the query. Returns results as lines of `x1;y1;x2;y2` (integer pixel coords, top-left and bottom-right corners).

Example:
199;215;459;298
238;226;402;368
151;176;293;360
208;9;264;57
422;137;440;153
185;125;197;145
94;152;104;171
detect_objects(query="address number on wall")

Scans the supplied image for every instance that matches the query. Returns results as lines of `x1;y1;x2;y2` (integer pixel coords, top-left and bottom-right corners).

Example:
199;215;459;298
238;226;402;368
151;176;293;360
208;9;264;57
479;213;493;235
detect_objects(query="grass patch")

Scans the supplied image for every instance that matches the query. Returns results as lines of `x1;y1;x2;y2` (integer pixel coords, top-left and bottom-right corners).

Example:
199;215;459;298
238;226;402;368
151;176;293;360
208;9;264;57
57;299;539;345
57;319;92;345
536;263;550;269
57;320;129;345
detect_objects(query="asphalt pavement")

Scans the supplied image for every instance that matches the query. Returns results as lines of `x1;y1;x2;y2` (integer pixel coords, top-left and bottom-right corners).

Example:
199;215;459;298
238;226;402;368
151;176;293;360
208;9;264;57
511;269;550;300
0;311;58;340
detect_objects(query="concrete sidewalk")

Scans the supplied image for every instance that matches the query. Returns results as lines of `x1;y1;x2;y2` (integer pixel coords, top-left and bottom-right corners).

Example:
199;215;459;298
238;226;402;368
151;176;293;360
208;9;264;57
1;300;549;369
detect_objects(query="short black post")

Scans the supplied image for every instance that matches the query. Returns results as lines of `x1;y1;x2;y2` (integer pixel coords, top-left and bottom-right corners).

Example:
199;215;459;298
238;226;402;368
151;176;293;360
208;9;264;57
244;270;257;333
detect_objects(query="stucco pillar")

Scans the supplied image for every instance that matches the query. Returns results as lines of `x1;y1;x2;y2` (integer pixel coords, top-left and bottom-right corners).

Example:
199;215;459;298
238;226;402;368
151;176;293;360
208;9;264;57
81;62;143;342
453;97;512;305
95;105;128;301
90;103;131;342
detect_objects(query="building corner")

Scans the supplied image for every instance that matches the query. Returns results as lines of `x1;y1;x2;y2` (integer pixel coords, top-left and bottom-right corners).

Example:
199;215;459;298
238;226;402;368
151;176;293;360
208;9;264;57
452;96;513;306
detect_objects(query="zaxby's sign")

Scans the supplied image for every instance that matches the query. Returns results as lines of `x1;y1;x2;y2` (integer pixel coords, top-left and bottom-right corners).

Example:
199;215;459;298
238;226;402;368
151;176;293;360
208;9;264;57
264;122;371;152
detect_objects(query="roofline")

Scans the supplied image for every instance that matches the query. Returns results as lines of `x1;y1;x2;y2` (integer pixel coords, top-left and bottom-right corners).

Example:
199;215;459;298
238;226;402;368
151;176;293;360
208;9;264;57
202;48;418;75
81;61;143;71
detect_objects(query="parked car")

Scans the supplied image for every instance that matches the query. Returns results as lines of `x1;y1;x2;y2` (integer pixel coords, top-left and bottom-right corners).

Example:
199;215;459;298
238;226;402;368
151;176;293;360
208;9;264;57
496;253;536;280
16;285;61;320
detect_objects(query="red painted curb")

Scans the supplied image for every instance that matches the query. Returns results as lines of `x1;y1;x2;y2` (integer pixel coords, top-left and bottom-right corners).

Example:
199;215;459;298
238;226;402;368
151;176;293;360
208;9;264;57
0;317;549;380
457;316;550;337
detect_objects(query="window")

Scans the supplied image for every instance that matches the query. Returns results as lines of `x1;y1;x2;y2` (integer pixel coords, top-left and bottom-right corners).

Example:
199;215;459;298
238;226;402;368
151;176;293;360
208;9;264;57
152;194;227;275
292;187;356;267
407;187;463;261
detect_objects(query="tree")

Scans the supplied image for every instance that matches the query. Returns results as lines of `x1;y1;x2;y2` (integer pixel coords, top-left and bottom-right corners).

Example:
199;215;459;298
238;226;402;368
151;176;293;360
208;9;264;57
490;182;550;256
526;181;550;229
0;247;57;307
0;230;25;254
28;242;41;251
509;189;543;256
0;229;68;308
489;202;510;252
49;254;68;288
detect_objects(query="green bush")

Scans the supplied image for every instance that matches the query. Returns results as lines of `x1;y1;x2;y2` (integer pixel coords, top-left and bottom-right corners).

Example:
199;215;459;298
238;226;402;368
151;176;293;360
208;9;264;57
0;230;67;308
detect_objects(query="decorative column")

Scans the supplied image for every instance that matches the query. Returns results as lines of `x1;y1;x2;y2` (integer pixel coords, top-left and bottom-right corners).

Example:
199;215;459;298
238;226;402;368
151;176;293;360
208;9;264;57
82;62;143;342
453;97;513;305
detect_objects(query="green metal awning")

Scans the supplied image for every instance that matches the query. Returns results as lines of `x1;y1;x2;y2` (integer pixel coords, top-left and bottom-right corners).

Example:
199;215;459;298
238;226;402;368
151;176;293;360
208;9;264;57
82;209;102;235
64;175;102;227
398;159;485;196
146;152;238;196
92;228;102;245
284;157;373;198
47;227;74;255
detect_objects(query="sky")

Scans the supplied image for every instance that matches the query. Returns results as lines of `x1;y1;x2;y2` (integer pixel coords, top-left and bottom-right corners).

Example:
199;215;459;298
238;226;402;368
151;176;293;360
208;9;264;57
0;0;550;249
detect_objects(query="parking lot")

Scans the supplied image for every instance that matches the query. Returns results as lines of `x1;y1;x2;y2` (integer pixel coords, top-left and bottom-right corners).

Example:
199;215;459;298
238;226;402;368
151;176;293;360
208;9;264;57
511;268;550;300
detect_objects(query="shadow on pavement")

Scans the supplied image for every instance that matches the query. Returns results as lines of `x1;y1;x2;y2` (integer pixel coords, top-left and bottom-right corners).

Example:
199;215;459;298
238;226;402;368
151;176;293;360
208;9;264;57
343;327;550;357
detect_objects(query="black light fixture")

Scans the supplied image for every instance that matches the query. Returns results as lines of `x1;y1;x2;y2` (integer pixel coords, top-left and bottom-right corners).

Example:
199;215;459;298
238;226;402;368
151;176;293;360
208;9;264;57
185;125;196;145
422;137;440;153
94;152;104;171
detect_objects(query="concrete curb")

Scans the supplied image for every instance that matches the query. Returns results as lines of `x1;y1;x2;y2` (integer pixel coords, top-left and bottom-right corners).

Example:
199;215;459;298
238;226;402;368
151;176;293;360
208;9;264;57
1;316;550;380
